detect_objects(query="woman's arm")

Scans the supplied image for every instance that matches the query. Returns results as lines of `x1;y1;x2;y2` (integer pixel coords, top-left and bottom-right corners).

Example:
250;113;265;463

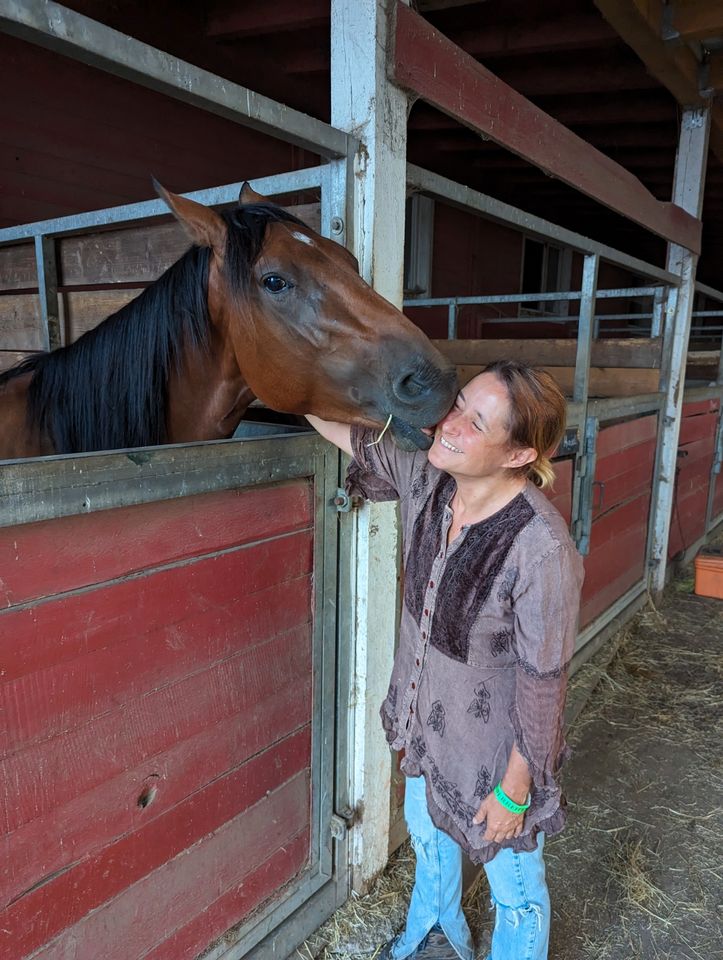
305;415;353;457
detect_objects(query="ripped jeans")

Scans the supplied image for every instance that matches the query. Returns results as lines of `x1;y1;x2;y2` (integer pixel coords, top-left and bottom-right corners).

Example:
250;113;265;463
393;774;550;960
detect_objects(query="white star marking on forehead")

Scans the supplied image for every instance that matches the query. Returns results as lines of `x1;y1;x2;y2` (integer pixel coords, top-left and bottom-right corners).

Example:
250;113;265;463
291;231;314;246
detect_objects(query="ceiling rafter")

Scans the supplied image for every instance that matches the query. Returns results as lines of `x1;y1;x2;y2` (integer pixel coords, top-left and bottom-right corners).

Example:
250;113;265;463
594;0;723;163
667;1;723;44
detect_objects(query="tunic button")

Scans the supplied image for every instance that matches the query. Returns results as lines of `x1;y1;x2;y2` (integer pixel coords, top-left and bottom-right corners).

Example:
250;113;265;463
424;608;429;616
429;580;434;588
422;631;426;639
411;682;416;690
416;658;420;666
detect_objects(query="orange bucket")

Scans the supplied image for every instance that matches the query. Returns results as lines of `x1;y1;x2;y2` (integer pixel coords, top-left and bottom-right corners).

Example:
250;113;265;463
694;546;723;600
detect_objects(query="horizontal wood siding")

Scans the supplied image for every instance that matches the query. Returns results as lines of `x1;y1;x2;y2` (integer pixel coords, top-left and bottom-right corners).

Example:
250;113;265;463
667;400;718;557
0;481;316;960
546;457;573;525
581;415;657;626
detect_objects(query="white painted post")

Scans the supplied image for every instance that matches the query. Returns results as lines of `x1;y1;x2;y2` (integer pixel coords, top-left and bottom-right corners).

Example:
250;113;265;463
649;107;710;593
331;0;409;891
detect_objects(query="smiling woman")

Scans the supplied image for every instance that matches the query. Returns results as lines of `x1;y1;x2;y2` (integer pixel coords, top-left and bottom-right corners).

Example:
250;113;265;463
0;183;457;460
307;360;584;960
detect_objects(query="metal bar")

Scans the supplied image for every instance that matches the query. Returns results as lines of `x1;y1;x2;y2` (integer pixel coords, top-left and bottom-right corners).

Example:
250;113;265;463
0;167;326;246
574;254;599;403
695;281;723;301
650;285;666;337
447;301;458;338
34;234;61;350
0;0;349;159
587;394;663;422
572;415;598;554
407;164;682;286
648;107;711;593
404;286;664;307
682;384;723;402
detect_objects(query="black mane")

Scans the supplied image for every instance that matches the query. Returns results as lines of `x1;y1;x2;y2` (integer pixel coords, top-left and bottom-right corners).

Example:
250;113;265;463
0;201;306;454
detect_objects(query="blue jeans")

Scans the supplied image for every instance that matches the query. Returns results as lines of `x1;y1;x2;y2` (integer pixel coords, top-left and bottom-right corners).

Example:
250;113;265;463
392;775;550;960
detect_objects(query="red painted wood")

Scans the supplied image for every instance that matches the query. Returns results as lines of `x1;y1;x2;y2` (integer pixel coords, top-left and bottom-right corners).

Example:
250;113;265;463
5;771;311;960
1;670;311;907
679;410;719;446
595;415;657;459
0;481;313;607
140;828;310;960
393;3;702;252
2;559;312;755
581;561;643;626
680;398;719;420
2;626;311;834
714;472;723;519
2;731;310;955
1;526;312;685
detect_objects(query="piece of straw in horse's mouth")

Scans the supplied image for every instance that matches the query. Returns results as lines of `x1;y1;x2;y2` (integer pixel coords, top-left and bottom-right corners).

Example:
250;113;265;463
366;413;393;447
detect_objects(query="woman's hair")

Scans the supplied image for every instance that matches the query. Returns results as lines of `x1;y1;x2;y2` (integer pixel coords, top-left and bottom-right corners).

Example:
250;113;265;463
483;359;567;490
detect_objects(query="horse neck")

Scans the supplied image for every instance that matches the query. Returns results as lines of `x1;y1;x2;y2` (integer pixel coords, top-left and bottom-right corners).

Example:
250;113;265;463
165;293;255;443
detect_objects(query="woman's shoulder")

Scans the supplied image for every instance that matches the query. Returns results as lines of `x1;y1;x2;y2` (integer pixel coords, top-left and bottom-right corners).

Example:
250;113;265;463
517;481;580;562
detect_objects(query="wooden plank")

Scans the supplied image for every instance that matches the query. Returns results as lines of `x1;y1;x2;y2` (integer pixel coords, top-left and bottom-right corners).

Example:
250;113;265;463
1;550;312;751
141;829;310;960
63;288;144;341
456;364;660;397
393;2;702;251
0;481;313;608
33;778;310;960
433;337;662;368
0;294;44;349
206;0;328;38
595;414;657;457
581;560;644;626
0;242;36;290
1;670;312;908
671;0;723;42
2;626;312;833
1;746;311;959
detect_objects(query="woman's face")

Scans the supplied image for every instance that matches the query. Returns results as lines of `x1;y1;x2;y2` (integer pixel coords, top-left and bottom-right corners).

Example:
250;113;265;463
427;372;535;481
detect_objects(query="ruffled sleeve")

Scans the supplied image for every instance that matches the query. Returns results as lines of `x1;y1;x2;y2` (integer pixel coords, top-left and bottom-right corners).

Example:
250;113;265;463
509;542;584;789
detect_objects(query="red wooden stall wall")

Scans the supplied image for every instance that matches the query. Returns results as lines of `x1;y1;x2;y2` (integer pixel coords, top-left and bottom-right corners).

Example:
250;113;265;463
1;482;315;960
667;399;719;558
581;415;657;627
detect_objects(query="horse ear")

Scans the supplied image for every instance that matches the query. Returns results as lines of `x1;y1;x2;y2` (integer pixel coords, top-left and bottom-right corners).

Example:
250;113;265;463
239;181;268;205
153;178;227;254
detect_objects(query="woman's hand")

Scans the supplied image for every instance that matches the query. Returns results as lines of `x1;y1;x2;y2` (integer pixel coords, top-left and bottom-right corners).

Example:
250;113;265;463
473;791;525;842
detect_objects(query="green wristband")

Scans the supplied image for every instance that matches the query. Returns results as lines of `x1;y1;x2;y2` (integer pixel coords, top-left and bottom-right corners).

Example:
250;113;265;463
493;783;530;814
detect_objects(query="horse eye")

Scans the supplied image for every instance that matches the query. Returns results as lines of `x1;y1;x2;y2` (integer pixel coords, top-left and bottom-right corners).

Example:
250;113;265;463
262;275;288;293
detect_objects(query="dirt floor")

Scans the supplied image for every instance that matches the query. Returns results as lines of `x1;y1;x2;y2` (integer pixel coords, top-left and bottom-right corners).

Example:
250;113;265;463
297;564;722;960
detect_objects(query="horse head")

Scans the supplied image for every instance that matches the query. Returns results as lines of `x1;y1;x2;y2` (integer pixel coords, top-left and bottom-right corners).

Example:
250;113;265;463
157;182;457;450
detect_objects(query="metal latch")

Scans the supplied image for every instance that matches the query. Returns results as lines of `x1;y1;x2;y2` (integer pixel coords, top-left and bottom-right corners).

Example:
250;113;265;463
333;488;361;513
330;814;350;841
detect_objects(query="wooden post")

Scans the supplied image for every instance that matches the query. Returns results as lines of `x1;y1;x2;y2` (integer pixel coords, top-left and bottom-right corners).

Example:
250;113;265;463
649;107;710;592
330;0;408;891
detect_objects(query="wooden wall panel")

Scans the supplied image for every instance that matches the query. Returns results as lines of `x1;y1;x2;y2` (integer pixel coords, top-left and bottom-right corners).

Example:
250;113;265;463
0;480;317;959
546;457;573;525
667;401;718;557
581;415;657;626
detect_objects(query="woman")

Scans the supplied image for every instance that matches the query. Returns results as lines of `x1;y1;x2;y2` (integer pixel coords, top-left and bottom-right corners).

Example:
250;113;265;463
307;360;584;960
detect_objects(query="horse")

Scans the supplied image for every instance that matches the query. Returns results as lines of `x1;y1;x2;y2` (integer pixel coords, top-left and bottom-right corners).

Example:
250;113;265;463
0;181;457;460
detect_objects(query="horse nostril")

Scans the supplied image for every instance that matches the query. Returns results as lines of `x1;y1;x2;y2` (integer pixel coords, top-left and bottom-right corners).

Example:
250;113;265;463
394;370;429;401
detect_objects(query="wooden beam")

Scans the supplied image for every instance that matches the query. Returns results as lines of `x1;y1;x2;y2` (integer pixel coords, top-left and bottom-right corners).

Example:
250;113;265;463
433;338;663;368
456;364;660;397
450;13;618;59
670;0;723;43
706;50;723;93
594;0;703;105
393;2;702;252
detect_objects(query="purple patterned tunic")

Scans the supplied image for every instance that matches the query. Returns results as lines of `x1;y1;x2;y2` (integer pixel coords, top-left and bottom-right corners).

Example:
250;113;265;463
346;425;585;865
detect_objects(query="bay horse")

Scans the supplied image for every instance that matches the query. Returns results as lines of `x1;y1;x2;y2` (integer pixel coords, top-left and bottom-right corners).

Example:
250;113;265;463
0;182;457;460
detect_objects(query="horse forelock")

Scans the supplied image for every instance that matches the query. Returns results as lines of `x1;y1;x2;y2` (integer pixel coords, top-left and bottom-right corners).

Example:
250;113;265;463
220;203;308;299
8;245;212;454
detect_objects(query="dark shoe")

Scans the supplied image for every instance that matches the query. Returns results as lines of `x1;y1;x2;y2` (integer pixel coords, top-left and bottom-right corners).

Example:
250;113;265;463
376;927;458;960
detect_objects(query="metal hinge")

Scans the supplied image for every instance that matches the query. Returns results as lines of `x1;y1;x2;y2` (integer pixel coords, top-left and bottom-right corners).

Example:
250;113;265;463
329;809;356;841
333;488;362;513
